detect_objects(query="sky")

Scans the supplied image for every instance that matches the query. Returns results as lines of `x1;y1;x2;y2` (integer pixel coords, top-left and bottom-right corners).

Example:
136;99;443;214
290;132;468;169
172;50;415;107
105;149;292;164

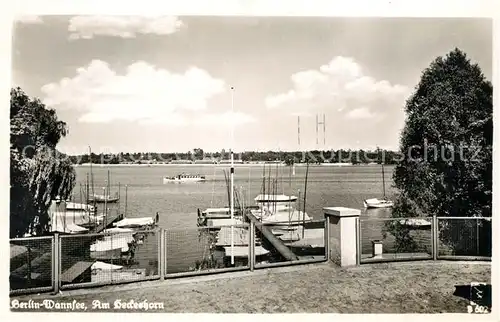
11;16;492;154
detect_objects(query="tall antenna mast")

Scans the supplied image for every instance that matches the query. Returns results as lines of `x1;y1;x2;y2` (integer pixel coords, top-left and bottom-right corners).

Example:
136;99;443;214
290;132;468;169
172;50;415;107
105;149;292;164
316;113;326;147
323;114;326;146
297;115;301;147
230;86;235;266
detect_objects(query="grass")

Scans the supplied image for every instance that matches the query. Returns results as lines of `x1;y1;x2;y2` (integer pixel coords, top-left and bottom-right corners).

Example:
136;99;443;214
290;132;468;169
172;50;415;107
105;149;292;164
10;261;491;313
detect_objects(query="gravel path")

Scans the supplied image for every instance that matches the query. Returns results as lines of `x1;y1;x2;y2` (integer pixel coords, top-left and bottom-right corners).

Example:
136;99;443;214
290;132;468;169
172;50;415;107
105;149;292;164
10;261;491;313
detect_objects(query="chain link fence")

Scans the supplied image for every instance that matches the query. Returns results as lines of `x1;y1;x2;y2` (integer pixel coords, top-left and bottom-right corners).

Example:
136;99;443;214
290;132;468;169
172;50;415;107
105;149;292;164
359;217;433;263
164;224;251;277
60;228;159;290
437;217;492;259
9;215;491;295
254;219;327;269
10;236;54;295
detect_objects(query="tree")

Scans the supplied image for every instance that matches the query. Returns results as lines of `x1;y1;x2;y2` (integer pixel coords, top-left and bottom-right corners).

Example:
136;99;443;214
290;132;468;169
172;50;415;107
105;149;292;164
390;48;492;255
10;87;76;238
193;148;204;160
393;48;492;217
284;157;294;166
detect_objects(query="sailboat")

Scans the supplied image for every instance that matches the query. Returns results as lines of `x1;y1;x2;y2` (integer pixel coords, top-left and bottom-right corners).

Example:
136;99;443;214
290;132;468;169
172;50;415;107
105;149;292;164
88;192;119;203
87;158;120;203
364;162;394;209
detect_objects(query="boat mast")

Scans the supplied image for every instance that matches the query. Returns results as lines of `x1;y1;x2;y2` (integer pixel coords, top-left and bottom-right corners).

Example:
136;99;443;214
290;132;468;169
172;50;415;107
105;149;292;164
275;159;279;214
288;160;292;222
382;162;386;198
302;161;310;238
380;149;386;199
89;146;94;198
86;173;89;209
261;164;265;220
125;184;128;217
118;182;121;214
107;170;111;197
103;186;108;227
267;165;271;213
230;86;235;266
247;166;251;215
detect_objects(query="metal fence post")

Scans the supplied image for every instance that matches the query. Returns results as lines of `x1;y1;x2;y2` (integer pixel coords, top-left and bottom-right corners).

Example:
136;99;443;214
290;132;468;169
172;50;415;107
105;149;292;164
158;228;164;280
164;229;168;276
476;218;480;256
432;215;438;260
249;222;255;271
53;233;60;294
324;216;330;261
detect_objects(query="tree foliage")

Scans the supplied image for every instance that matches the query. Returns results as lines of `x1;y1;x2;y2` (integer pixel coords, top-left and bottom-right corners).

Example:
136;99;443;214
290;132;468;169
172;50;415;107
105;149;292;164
393;48;492;218
389;49;492;256
10;87;76;238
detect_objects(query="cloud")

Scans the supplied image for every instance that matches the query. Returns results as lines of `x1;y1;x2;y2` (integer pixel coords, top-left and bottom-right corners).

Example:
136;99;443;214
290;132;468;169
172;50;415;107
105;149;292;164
265;56;409;120
68;15;184;39
194;111;257;126
41;60;243;125
345;107;377;120
15;15;43;24
138;111;256;127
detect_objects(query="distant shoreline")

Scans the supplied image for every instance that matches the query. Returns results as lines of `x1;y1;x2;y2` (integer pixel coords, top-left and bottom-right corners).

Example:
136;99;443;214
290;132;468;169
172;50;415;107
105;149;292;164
73;163;388;167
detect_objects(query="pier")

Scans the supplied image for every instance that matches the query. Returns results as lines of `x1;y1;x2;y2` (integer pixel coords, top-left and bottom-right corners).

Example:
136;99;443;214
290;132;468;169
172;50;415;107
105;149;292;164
91;211;124;233
245;212;299;261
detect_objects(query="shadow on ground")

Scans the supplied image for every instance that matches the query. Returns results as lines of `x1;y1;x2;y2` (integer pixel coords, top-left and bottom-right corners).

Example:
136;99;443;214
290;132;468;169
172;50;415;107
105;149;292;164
453;283;492;309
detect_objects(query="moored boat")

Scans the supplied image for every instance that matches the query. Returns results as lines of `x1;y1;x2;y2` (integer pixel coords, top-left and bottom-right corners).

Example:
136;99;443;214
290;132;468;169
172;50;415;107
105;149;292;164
90;234;132;260
364;162;393;209
251;194;312;224
65;201;96;213
49;199;104;230
223;245;270;258
363;198;394;209
88;192;120;203
113;217;155;228
398;218;431;228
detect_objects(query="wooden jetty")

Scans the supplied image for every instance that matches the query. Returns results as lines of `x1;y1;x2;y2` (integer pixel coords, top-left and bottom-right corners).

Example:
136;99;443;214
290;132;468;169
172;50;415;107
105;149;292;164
245;212;299;261
91;211;124;233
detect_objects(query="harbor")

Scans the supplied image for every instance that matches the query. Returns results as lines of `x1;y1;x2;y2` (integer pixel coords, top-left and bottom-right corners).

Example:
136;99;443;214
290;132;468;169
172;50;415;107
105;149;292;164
9;163;397;292
68;163;394;273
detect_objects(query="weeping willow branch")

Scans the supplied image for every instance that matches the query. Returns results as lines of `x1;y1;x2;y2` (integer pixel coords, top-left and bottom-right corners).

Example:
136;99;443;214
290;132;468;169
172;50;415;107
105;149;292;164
10;87;76;237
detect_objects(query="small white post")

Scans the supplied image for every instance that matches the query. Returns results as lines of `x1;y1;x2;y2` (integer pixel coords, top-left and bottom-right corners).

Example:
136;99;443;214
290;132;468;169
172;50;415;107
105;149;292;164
324;207;360;267
372;240;383;258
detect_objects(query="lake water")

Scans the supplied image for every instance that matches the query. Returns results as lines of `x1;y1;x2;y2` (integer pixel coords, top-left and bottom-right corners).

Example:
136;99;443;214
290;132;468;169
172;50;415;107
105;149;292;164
71;164;397;273
73;164;395;224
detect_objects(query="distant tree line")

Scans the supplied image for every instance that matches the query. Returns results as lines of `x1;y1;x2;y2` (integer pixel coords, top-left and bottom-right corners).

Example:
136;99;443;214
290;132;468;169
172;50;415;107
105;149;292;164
67;148;403;165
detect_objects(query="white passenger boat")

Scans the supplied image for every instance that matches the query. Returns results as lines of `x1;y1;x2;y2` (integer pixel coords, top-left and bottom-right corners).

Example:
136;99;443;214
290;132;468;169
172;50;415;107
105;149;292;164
163;173;206;183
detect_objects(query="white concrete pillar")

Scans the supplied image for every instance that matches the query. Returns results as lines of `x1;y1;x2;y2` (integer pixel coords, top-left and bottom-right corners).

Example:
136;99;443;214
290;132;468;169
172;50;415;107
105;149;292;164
324;207;360;267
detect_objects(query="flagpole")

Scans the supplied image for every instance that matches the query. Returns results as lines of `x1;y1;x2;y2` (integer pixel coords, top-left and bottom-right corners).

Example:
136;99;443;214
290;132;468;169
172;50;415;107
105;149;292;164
230;86;235;265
